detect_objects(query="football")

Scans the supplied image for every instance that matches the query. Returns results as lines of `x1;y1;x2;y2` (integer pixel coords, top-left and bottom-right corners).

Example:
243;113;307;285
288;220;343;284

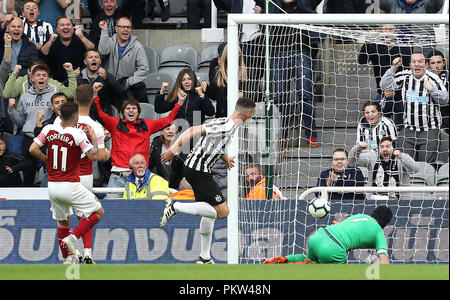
308;197;331;219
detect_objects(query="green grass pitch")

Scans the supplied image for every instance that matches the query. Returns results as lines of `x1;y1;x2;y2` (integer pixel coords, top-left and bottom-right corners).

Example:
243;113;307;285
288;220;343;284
0;264;448;280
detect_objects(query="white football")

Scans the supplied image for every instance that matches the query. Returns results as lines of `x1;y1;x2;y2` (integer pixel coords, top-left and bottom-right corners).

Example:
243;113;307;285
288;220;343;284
308;197;331;219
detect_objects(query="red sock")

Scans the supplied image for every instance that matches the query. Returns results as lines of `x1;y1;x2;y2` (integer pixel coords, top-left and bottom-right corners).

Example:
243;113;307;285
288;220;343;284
57;222;71;258
73;214;99;240
78;217;93;249
82;229;93;249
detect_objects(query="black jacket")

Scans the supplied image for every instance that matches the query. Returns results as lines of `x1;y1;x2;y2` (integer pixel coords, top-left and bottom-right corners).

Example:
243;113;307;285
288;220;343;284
154;91;215;127
0;150;33;187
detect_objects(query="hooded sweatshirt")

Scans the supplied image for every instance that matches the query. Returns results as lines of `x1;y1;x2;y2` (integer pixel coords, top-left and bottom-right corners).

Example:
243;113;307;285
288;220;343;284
98;30;149;88
8;85;55;138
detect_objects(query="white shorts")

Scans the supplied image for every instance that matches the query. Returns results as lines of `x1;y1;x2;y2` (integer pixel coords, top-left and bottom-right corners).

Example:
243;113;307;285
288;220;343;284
80;174;94;192
48;181;101;220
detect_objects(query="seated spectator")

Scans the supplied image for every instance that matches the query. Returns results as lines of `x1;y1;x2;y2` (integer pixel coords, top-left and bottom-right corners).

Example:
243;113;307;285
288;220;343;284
426;50;448;134
98;16;149;103
7;63;55;186
92;82;186;199
0;132;33;187
356;101;398;153
245;163;285;200
187;0;211;29
0;16;38;76
122;153;170;200
149;121;185;190
316;148;366;201
155;68;215;127
20;0;54;51
349;136;420;199
380;0;443;13
3;59;76;101
40;16;95;84
78;48;127;122
206;44;247;118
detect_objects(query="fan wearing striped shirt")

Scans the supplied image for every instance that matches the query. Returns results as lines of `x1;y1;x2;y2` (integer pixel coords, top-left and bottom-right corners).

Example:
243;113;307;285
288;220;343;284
20;1;54;51
380;51;448;164
426;50;448;134
159;97;255;264
356;101;398;152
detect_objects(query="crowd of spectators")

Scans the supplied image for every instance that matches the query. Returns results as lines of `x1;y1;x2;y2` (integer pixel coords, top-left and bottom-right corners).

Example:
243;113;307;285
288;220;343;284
0;0;448;204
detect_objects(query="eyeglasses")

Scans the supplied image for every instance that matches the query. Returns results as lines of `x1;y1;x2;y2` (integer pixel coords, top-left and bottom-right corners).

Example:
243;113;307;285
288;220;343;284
115;25;132;30
333;157;348;161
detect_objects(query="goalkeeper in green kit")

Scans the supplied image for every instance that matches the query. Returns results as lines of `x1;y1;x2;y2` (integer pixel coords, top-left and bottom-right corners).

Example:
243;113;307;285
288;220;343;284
264;206;393;265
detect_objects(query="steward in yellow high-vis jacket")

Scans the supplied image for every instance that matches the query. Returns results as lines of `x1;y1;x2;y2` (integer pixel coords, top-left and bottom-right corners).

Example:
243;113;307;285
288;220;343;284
123;168;170;200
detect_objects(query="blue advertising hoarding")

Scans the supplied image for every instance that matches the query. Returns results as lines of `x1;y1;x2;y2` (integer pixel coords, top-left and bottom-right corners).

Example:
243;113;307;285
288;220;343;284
0;199;448;264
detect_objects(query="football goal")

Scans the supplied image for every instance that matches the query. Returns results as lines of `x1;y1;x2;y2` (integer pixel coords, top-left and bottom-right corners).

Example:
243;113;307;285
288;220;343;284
226;10;449;264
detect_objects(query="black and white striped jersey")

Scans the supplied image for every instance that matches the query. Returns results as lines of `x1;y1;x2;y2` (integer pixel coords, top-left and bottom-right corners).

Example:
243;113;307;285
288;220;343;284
356;116;398;150
20;17;54;46
391;68;448;131
184;118;238;173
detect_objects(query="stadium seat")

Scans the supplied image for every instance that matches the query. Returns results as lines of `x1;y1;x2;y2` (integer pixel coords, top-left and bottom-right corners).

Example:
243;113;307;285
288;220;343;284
144;72;177;105
197;45;219;75
144;46;159;74
139;103;158;120
159;45;198;69
436;163;449;186
409;162;436;186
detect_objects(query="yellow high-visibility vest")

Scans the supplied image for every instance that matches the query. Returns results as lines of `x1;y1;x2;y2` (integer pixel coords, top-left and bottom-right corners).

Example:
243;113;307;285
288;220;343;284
123;173;169;200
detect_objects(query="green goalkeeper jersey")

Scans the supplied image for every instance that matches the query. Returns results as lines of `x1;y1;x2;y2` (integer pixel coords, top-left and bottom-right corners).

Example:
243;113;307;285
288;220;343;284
326;214;389;256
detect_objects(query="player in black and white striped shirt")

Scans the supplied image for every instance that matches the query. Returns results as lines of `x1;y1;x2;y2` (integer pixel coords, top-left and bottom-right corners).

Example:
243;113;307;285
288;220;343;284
380;51;448;163
159;97;255;264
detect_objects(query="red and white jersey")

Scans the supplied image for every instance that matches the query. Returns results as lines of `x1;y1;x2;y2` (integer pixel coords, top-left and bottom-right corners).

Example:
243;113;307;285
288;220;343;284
34;123;93;182
54;116;105;175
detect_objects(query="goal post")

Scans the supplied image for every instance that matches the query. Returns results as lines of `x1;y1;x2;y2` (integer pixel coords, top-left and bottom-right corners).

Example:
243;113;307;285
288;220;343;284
226;12;449;265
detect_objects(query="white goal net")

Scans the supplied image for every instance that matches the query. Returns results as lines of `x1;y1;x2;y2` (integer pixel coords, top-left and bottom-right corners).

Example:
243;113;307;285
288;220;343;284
226;11;449;264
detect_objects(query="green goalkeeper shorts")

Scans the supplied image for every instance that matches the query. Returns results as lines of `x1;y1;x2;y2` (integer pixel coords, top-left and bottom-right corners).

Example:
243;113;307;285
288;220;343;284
307;228;348;264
